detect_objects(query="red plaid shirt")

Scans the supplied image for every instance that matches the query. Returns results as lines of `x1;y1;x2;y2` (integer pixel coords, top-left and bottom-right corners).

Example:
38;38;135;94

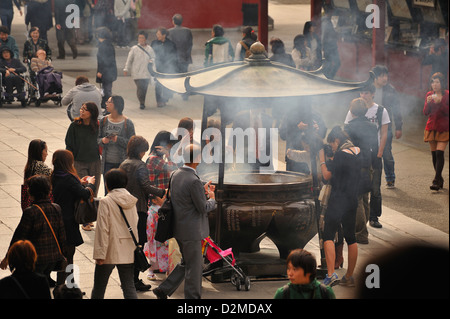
146;153;178;190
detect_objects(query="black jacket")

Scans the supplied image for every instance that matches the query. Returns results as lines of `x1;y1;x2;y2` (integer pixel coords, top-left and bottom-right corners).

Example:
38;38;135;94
119;158;165;213
0;57;26;76
0;271;51;299
151;38;178;74
97;39;117;83
51;171;94;246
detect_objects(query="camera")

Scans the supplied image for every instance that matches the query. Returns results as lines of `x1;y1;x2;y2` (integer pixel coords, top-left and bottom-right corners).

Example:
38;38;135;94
323;144;334;158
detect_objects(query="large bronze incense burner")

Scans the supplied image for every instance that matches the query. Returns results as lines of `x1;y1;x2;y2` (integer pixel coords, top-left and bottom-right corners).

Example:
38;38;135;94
152;43;367;274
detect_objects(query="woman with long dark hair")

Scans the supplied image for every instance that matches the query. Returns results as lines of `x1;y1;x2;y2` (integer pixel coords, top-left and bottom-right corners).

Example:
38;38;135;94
303;21;322;70
51;149;95;271
423;72;449;190
319;126;360;287
65;102;101;231
22;139;52;210
291;34;313;70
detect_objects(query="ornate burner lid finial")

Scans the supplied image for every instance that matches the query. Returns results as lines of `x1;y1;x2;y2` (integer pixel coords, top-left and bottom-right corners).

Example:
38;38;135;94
245;42;270;64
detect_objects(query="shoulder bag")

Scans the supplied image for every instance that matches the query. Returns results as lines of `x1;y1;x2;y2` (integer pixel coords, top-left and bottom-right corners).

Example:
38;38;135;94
155;172;174;243
136;44;154;73
34;204;68;272
117;204;150;272
74;187;99;224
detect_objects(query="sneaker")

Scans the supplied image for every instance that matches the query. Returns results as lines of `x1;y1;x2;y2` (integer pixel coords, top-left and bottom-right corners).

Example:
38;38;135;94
386;181;395;189
139;104;145;109
147;272;157;281
135;279;151;291
369;220;383;228
340;275;355;287
81;224;92;231
323;273;338;286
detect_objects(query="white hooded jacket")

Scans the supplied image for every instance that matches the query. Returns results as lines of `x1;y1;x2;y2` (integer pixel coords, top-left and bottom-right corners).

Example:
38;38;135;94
93;188;138;264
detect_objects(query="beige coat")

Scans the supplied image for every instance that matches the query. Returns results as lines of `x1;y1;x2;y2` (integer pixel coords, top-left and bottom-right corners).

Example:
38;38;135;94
93;188;138;264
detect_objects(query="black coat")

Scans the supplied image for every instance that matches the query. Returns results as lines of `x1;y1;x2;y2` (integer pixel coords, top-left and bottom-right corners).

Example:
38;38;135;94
25;1;53;33
96;39;117;83
0;57;26;76
51;172;94;246
151;38;178;74
0;271;51;299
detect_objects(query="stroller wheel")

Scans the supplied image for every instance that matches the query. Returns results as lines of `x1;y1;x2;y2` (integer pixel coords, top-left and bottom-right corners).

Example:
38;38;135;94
236;279;242;291
231;273;239;286
244;276;251;291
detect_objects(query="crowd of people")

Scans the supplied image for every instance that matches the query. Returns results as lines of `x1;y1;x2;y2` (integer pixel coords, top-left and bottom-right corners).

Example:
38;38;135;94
0;0;448;301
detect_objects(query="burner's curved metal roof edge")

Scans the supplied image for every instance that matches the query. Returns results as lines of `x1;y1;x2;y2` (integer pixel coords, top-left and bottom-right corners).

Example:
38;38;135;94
149;42;373;98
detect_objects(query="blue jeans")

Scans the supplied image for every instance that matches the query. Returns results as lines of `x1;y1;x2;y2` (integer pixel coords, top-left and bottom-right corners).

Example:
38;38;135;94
383;129;395;183
91;263;137;299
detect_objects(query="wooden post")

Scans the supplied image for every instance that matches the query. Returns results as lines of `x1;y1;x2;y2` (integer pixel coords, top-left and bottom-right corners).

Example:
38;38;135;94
259;0;269;49
372;0;386;66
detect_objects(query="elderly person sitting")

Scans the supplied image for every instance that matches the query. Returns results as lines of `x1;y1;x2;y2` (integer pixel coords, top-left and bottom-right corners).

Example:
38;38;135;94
30;49;52;73
0;46;26;104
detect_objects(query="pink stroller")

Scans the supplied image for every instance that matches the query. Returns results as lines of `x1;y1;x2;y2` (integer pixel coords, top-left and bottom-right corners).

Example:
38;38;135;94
202;237;251;291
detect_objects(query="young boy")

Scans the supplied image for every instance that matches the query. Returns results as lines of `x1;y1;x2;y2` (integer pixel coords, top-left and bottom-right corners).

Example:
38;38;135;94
274;249;335;299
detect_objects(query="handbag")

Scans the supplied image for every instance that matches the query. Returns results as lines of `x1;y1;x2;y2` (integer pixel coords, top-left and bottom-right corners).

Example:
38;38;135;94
74;187;98;224
117;205;150;272
155;173;174;243
34;204;68;272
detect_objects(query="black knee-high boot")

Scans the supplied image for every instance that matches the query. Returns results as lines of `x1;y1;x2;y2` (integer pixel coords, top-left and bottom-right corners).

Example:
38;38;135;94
435;151;445;187
431;151;437;170
431;151;445;190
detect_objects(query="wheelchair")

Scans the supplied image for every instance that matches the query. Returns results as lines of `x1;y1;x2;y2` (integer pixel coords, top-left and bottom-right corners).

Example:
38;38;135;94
27;65;63;107
0;71;28;108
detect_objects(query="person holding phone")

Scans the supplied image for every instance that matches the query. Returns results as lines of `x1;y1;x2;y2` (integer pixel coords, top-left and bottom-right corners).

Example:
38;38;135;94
98;95;135;194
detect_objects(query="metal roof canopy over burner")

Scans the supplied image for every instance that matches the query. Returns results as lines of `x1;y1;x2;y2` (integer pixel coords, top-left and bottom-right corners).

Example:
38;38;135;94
152;42;370;278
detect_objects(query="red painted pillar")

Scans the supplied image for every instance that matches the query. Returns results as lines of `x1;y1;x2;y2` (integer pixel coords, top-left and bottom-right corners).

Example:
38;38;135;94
310;0;322;24
259;0;268;49
372;0;386;66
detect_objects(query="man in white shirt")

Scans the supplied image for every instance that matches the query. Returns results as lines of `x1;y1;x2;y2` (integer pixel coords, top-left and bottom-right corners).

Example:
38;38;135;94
344;84;390;228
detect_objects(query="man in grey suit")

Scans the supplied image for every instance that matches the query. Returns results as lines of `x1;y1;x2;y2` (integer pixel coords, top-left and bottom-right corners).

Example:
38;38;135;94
153;144;216;299
168;13;193;73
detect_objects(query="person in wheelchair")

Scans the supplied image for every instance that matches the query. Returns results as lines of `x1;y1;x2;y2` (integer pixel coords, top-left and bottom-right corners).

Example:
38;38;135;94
29;49;62;100
30;49;52;73
0;46;26;104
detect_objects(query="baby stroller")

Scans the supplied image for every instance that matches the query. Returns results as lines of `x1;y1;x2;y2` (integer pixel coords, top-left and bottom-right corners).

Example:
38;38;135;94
202;237;251;291
27;66;63;107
